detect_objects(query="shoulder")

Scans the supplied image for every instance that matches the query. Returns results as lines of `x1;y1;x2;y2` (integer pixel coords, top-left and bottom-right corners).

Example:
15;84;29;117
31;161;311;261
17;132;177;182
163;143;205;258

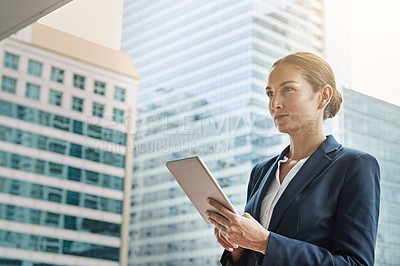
245;156;278;200
251;156;278;176
247;156;278;188
332;146;379;169
321;134;379;168
329;146;380;190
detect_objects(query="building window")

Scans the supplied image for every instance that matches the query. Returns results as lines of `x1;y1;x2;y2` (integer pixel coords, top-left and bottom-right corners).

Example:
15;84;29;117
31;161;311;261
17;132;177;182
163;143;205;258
71;96;84;112
113;108;125;123
3;52;19;70
94;80;106;95
51;67;64;83
25;83;40;100
28;60;42;77
2;76;17;94
73;74;85;89
114;86;126;102
92;102;104;118
49;90;63;106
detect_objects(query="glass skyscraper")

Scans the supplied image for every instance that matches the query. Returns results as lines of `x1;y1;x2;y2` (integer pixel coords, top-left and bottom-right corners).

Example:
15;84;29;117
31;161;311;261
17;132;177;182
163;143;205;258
0;23;139;265
121;1;338;265
342;88;400;266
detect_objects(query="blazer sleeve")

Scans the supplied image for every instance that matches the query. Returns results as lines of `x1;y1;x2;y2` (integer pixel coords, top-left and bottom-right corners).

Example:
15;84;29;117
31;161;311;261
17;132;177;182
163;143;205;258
258;153;380;266
220;162;265;266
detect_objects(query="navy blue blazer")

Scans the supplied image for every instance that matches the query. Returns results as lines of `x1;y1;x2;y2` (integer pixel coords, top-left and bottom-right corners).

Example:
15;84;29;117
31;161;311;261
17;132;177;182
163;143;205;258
221;135;380;266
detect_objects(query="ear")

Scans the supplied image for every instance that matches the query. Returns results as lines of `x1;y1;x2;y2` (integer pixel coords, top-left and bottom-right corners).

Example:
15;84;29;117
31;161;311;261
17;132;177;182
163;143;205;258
318;85;333;110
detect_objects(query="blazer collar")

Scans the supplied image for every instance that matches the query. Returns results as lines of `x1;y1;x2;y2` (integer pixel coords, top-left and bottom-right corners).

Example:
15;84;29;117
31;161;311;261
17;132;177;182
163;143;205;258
250;141;291;221
267;134;341;231
318;134;342;155
251;135;341;227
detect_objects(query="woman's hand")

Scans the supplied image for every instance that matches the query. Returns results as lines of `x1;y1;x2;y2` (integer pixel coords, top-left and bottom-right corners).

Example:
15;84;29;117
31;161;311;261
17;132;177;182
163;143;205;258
206;198;270;255
214;227;245;261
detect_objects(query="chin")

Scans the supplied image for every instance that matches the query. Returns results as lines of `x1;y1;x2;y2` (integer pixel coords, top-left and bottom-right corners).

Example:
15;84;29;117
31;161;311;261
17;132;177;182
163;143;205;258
276;125;302;135
275;126;290;134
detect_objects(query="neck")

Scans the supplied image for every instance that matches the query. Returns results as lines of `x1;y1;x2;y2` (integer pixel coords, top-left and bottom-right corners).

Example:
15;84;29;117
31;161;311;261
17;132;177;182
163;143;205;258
287;127;326;161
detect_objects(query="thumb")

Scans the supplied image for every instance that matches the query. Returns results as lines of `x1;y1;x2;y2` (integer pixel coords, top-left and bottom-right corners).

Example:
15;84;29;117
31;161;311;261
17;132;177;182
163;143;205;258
242;212;252;218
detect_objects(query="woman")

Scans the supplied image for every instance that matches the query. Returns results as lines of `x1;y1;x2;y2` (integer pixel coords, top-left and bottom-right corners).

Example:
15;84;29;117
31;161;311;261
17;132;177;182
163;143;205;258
206;52;380;265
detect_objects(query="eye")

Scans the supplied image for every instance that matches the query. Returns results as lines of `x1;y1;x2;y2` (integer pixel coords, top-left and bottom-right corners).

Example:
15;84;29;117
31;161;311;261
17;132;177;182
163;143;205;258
266;91;273;97
283;86;294;92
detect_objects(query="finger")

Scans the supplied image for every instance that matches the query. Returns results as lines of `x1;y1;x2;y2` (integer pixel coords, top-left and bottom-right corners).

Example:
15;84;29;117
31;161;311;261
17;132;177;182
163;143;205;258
214;227;231;248
209;217;229;234
207;198;236;220
219;236;234;252
219;230;239;249
207;211;230;228
215;228;236;251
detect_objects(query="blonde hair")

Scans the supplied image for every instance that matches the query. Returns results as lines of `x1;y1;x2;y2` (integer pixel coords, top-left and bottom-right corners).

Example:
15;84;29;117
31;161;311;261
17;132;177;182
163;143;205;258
271;52;342;120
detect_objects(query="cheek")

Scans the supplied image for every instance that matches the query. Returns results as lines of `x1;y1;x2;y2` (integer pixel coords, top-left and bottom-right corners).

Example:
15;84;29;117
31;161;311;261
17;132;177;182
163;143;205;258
305;100;321;116
293;97;320;116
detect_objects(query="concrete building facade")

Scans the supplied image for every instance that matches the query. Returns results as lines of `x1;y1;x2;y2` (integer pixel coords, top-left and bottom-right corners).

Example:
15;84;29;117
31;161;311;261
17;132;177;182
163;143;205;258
0;23;139;265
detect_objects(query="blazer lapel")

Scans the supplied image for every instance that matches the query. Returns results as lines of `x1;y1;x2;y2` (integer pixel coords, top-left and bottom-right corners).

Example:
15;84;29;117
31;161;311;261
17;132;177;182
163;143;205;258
251;145;290;221
268;135;341;232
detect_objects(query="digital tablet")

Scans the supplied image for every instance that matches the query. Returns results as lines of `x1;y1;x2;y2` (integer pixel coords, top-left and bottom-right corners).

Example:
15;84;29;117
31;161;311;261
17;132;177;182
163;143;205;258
166;156;238;224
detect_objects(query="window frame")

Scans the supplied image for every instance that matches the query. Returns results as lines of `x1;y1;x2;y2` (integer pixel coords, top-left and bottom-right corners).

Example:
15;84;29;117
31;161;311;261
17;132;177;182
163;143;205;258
25;83;41;100
92;102;105;118
113;108;125;123
73;74;85;89
1;76;17;94
94;80;106;95
28;60;42;77
114;86;126;102
4;52;19;70
71;96;84;112
50;67;64;84
48;89;63;106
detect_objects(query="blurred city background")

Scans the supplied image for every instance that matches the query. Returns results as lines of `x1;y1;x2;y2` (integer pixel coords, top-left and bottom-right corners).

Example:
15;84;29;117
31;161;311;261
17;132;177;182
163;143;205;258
0;0;399;265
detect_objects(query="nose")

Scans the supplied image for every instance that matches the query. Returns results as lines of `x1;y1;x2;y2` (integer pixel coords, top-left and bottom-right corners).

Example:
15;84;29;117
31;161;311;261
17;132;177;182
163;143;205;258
270;94;282;111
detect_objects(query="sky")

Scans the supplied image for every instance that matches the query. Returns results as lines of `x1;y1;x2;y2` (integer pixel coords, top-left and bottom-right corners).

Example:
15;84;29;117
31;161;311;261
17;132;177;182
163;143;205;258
39;0;400;107
350;0;400;106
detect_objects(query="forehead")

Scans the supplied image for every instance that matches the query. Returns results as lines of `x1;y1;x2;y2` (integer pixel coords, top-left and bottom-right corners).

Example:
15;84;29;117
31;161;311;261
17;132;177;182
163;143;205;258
267;64;304;86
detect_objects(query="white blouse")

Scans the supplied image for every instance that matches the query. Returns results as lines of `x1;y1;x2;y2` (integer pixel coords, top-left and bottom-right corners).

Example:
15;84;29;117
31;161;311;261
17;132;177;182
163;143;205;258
260;156;309;229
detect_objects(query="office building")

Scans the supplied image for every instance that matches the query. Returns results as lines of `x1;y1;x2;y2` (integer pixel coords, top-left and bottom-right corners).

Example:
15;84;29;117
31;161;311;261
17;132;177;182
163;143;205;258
342;88;400;266
121;1;353;265
0;23;139;265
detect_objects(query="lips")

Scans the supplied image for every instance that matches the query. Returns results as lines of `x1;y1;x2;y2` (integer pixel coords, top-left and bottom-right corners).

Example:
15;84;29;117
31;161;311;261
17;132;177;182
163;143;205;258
274;114;288;120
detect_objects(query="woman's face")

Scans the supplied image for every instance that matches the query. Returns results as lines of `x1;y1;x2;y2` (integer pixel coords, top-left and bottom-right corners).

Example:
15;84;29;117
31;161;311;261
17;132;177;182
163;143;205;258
266;64;322;135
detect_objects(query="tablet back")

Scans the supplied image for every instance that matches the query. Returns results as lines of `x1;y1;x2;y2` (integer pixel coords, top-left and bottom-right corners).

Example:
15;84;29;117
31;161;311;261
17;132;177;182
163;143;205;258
166;156;237;224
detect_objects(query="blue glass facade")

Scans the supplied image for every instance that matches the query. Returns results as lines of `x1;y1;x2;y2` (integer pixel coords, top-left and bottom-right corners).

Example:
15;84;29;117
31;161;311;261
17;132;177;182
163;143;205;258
122;0;324;265
0;230;119;261
0;203;121;237
0;258;63;266
0;150;123;190
342;88;400;266
0;177;122;213
0;100;126;145
0;125;125;168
